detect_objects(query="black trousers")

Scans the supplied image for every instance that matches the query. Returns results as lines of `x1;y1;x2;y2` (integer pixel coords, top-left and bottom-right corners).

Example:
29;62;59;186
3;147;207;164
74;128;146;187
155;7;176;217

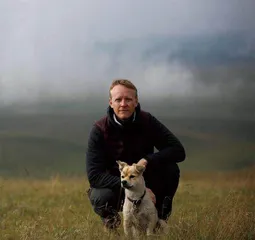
88;162;180;221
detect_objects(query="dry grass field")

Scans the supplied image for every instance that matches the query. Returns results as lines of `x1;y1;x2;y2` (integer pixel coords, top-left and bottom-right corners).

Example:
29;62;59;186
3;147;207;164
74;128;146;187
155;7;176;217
1;168;254;240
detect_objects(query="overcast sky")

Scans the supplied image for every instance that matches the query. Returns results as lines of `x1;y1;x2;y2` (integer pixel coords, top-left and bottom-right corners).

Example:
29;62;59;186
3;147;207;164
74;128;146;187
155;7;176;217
0;0;255;104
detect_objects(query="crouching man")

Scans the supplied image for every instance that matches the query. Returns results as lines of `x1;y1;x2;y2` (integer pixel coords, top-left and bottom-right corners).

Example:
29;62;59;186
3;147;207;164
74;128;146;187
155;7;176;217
86;79;186;231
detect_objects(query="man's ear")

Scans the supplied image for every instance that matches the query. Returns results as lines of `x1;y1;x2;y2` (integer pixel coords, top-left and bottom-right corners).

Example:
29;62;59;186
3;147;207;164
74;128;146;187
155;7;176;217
134;164;145;174
116;160;127;171
109;97;113;108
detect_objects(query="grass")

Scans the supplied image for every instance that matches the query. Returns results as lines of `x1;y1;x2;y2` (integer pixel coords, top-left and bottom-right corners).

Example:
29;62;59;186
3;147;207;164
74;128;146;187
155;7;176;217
0;169;254;240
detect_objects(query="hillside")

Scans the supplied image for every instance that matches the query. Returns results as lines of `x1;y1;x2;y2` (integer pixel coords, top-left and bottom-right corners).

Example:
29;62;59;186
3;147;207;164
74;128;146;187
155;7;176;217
0;133;85;178
0;112;254;178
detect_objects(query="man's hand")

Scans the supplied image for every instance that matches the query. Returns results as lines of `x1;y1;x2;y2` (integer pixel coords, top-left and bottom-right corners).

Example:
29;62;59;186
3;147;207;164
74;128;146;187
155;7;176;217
146;188;156;204
137;158;148;167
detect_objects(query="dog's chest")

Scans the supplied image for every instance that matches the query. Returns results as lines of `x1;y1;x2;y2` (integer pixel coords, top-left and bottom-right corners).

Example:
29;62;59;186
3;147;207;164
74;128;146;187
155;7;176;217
123;200;153;224
126;208;150;227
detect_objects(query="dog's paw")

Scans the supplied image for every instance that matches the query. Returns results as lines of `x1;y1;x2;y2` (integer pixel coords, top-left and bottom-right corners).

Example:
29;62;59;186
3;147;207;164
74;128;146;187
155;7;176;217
154;219;169;235
159;219;170;235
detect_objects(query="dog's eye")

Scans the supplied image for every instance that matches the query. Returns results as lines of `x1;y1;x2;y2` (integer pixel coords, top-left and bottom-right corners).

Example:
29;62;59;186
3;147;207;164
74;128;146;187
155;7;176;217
130;175;135;179
121;176;124;178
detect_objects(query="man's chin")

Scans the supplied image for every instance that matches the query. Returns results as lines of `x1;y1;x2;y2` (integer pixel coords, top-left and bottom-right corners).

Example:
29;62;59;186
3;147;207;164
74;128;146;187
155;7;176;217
117;113;132;120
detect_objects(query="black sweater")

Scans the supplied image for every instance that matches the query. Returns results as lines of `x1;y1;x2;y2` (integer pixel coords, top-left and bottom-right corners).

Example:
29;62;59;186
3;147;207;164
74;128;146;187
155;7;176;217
86;104;186;189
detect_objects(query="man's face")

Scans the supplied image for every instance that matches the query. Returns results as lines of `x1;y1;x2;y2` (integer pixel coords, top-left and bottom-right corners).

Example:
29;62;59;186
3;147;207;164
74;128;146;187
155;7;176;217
109;85;138;120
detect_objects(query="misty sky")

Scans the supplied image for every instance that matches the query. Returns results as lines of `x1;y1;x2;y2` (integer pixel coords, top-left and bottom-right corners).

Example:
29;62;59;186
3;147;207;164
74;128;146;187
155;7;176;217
0;0;255;104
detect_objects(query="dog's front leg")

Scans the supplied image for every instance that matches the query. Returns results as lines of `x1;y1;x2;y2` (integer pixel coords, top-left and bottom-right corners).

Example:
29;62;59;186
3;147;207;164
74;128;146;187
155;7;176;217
123;218;133;237
146;218;157;237
131;226;139;239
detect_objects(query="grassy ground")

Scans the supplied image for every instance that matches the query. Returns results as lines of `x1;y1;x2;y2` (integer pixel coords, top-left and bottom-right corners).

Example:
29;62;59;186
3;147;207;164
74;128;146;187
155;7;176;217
1;168;254;240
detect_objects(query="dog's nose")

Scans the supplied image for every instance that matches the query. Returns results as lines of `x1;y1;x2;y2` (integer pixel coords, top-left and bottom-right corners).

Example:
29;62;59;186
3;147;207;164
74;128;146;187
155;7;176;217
121;180;127;185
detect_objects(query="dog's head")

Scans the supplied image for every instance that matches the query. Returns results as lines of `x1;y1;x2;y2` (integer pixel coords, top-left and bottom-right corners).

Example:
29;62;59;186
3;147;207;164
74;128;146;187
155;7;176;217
116;160;146;190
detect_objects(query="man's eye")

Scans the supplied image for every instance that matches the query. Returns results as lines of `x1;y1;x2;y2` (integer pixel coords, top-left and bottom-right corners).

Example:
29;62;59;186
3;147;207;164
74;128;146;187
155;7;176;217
130;175;135;179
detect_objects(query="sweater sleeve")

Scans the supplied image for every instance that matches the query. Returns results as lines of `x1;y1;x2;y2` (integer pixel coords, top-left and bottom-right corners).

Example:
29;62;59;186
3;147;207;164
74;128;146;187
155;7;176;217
86;125;121;189
144;114;186;164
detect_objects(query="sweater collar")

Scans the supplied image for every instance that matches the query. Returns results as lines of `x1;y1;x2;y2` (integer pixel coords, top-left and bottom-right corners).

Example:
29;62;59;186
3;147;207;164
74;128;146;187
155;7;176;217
107;103;141;128
113;111;136;126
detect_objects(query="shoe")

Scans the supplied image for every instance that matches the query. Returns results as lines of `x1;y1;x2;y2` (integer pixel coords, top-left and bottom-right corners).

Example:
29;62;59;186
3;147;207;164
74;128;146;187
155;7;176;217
161;196;172;220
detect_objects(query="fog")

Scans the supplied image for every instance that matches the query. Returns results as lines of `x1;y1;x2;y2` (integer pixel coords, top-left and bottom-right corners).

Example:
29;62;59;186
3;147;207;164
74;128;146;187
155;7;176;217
1;1;255;177
0;0;255;113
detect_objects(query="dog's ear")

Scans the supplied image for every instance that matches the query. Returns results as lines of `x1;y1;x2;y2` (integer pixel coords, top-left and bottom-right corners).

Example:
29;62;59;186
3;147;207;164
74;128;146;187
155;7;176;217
134;164;145;174
116;160;127;171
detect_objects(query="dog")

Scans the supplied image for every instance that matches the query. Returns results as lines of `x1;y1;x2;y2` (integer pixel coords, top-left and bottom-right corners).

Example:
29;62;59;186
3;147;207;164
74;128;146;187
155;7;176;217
117;160;168;238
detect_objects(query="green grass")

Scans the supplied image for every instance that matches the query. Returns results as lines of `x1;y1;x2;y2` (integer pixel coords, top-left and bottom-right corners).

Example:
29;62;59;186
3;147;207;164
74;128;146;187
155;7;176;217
0;169;254;239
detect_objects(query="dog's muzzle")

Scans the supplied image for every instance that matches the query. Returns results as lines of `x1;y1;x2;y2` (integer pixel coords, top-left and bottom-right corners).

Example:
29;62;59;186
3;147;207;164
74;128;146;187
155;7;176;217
121;180;132;189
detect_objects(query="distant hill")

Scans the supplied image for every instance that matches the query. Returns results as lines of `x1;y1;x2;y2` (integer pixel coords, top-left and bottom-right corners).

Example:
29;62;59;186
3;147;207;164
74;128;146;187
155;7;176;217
0;133;85;178
0;113;254;178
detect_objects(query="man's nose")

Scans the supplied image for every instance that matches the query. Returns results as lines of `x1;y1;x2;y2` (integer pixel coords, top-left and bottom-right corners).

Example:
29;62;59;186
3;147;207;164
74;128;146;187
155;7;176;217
120;99;128;106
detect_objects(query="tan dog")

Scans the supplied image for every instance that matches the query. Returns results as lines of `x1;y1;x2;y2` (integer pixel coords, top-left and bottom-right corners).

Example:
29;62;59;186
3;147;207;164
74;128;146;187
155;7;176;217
117;160;162;238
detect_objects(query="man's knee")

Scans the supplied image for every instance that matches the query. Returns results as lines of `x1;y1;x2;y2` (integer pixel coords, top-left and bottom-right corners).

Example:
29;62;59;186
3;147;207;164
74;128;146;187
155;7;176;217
88;188;121;219
89;188;116;207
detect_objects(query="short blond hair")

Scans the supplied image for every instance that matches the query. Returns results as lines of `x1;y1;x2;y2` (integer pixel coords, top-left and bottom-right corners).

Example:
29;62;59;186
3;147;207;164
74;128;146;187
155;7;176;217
109;79;138;98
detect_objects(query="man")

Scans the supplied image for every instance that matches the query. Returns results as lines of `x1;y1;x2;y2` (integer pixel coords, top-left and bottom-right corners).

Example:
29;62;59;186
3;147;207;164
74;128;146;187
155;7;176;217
86;79;186;230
